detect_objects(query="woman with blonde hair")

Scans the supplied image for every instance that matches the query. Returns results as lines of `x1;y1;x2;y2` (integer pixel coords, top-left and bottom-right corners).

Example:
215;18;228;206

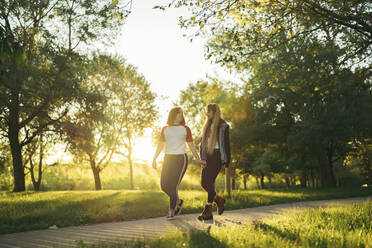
198;103;231;221
153;107;204;220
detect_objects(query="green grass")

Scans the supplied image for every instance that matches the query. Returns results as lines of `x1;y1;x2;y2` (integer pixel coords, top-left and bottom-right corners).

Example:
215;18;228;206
0;187;371;234
85;201;372;248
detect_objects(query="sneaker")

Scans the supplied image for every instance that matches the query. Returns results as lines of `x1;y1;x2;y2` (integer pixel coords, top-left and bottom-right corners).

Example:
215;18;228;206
166;214;175;220
167;210;175;220
174;199;184;216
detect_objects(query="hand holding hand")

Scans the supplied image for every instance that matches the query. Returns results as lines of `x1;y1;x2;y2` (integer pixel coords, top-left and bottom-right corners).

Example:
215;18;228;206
198;159;207;168
152;159;157;169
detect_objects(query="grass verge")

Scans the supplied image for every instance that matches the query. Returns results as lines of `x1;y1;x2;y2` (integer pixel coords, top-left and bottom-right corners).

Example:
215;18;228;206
0;186;371;234
85;201;372;248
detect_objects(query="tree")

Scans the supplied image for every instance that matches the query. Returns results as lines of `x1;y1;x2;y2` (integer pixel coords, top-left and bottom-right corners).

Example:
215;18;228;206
63;87;114;190
166;0;371;70
230;96;290;189
63;55;157;190
23;130;58;191
0;0;129;192
247;39;371;186
112;59;157;190
345;139;372;184
166;0;372;188
0;26;80;192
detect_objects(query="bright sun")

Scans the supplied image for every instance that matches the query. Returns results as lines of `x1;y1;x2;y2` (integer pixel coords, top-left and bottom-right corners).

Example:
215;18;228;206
132;136;156;164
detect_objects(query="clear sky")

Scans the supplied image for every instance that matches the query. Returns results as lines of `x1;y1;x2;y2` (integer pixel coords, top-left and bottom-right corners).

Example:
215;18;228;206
117;0;233;120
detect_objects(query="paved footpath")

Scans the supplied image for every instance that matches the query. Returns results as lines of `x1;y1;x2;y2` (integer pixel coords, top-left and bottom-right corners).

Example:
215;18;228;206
0;197;370;248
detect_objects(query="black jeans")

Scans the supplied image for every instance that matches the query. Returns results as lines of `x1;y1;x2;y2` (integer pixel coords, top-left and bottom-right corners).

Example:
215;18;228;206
201;149;222;203
160;154;188;209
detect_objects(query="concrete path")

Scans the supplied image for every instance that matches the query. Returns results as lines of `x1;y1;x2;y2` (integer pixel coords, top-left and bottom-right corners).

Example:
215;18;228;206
0;197;370;248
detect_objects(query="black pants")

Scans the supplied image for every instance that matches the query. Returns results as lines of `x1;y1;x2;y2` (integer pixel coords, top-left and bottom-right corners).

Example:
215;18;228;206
201;149;222;203
161;154;188;210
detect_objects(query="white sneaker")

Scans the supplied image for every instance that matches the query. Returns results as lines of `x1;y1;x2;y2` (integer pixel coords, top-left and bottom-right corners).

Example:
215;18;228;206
166;210;175;220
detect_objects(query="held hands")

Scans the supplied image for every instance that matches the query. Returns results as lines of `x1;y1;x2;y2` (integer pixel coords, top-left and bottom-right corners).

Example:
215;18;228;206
197;159;207;168
152;159;157;169
196;160;228;169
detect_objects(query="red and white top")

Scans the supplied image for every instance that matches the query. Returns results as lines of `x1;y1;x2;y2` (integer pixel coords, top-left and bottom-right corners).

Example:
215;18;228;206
159;125;193;154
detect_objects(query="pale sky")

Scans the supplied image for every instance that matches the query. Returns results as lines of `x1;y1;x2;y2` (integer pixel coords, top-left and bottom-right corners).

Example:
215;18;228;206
117;0;233;121
51;0;237;164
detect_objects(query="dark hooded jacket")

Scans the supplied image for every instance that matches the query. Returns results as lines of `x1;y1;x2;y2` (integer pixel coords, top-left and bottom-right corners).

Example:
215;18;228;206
200;119;231;166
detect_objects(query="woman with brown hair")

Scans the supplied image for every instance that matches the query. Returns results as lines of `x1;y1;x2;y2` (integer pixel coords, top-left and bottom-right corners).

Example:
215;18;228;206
152;107;204;220
198;103;231;221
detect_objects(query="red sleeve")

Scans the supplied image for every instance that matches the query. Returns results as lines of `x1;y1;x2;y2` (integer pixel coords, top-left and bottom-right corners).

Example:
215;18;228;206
185;125;193;142
159;126;166;142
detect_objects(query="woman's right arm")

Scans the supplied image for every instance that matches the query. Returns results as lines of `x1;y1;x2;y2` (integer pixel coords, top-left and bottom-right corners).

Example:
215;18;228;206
187;142;207;168
152;142;165;169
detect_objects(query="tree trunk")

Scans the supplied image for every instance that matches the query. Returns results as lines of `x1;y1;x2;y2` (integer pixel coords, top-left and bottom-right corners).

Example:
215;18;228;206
30;136;44;191
310;169;315;188
9;99;25;192
90;158;102;190
127;135;134;190
291;176;296;187
300;169;307;188
260;174;265;189
231;168;236;190
128;155;134;190
225;166;231;197
362;157;372;184
36;140;43;191
92;167;102;190
29;159;42;191
317;145;336;187
285;177;290;188
268;176;272;188
326;148;337;187
34;180;41;191
256;176;260;189
300;155;307;188
9;135;25;192
30;169;41;191
243;174;247;190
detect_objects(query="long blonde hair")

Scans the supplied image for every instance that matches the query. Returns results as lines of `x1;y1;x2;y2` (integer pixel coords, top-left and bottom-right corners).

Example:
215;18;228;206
202;103;221;155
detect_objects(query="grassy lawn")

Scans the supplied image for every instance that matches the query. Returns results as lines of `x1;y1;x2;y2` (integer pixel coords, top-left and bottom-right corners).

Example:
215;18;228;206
86;201;372;248
0;186;371;234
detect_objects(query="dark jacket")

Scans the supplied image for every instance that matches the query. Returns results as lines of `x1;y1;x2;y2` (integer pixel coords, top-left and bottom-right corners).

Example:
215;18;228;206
200;119;231;166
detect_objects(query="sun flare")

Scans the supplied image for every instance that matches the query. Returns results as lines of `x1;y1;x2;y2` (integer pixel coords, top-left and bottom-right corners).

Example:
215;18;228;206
132;136;156;164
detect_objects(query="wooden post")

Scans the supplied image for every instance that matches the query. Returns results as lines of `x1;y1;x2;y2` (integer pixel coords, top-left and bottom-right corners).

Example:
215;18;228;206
225;165;231;198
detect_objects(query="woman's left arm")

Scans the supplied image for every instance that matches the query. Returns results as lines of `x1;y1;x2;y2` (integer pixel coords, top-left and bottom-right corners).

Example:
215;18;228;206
187;142;206;167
